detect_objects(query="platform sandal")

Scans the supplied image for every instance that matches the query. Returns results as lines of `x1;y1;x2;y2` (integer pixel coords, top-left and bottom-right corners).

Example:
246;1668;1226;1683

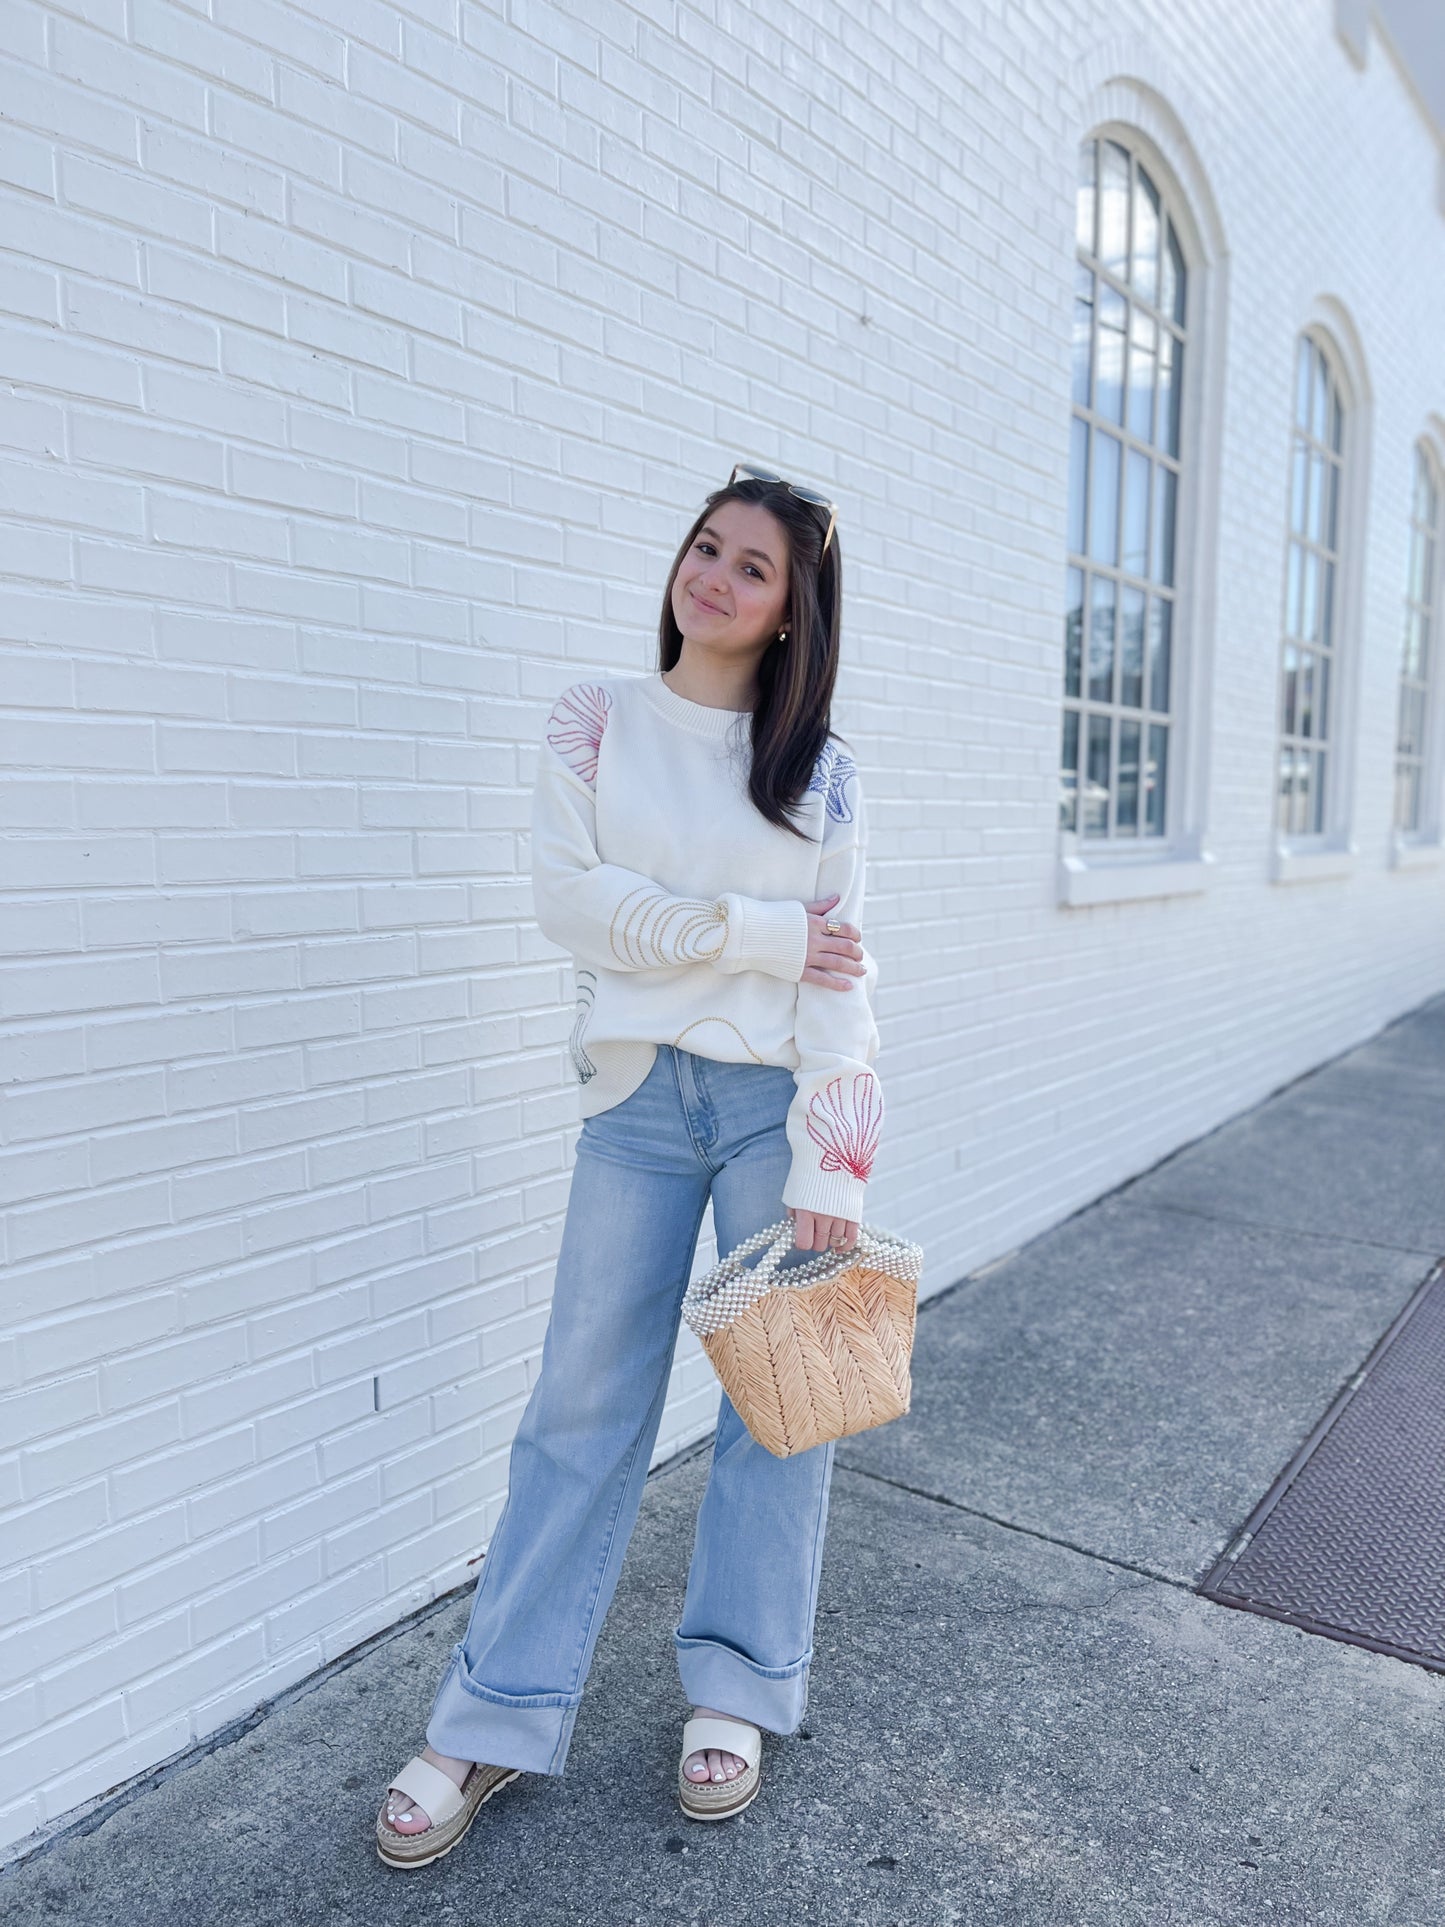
375;1754;519;1868
677;1714;763;1822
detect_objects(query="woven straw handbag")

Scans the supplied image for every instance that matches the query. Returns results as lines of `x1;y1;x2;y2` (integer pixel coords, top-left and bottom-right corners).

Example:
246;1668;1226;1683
680;1218;925;1458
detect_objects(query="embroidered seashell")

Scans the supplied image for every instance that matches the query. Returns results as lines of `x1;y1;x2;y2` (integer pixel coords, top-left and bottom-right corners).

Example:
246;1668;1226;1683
806;741;857;824
804;1071;882;1182
547;682;612;786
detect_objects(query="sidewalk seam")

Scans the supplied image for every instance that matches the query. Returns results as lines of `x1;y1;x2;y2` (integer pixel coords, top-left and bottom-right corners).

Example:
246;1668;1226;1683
1118;1195;1442;1260
834;1460;1202;1594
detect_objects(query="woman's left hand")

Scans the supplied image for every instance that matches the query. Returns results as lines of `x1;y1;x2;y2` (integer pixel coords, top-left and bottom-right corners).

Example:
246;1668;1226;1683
789;1207;859;1253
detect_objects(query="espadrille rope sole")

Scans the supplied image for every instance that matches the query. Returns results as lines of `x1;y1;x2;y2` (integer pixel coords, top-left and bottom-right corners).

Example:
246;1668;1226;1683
677;1715;763;1822
376;1756;519;1868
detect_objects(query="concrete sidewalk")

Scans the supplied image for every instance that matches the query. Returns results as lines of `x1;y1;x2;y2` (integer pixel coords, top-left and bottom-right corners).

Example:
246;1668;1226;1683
6;993;1445;1926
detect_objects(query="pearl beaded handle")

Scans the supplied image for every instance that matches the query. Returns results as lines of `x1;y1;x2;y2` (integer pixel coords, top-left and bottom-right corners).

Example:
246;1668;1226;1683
681;1216;925;1339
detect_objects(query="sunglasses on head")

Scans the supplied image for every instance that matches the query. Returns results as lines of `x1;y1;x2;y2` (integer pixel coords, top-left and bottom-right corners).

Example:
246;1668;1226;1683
727;460;838;557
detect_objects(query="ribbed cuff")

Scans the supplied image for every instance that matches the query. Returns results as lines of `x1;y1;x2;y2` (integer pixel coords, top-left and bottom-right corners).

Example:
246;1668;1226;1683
781;1161;867;1223
714;893;809;981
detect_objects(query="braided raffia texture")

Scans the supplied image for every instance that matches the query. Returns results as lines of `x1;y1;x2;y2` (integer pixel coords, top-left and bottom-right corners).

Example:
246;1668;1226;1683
701;1256;920;1459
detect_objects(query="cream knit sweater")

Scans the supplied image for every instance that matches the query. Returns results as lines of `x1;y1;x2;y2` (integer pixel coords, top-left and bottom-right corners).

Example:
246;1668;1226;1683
529;670;883;1221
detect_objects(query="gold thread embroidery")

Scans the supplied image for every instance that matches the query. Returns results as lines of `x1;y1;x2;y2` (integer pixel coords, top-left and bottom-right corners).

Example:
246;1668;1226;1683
569;969;598;1084
671;1016;765;1062
609;886;727;967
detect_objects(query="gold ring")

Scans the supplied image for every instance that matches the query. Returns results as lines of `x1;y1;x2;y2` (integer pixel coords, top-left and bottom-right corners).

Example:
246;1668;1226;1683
824;919;842;935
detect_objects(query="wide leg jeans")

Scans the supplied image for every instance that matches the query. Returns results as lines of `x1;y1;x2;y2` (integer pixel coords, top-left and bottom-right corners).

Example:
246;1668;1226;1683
423;1043;837;1776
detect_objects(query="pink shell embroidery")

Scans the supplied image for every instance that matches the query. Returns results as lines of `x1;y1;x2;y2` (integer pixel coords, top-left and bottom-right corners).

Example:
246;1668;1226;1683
804;1072;882;1183
546;682;612;786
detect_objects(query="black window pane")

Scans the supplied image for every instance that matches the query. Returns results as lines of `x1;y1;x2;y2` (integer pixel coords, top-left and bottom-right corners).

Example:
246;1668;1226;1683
1290;443;1308;538
1164;218;1185;325
1090;430;1121;566
1277;746;1295;836
1132;165;1160;305
1152;463;1176;586
1397;761;1420;835
1096;282;1126;426
1089;574;1117;703
1076;137;1097;254
1160;333;1182;458
1145;722;1168;834
1085;712;1111;834
1060;708;1080;831
1148;597;1172;713
1301;549;1319;644
1298;748;1316;835
1311;346;1329;443
1064;566;1084;697
1068;416;1088;556
1099;140;1129;277
1117;717;1141;832
1072;262;1094;409
1307;451;1326;545
1400;683;1424;758
1120;584;1145;708
1298;650;1316;740
1123;447;1150;577
1281;642;1298;738
1126;310;1156;443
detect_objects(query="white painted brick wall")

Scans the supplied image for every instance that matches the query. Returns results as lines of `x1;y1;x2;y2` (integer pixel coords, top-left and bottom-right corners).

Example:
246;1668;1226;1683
3;0;1444;1857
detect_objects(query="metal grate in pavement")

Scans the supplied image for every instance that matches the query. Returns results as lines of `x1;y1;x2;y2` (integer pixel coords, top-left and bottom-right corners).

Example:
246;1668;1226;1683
1200;1258;1445;1673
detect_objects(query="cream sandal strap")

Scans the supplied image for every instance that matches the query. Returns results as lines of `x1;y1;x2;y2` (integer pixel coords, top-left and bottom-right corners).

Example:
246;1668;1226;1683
387;1755;465;1826
681;1716;762;1770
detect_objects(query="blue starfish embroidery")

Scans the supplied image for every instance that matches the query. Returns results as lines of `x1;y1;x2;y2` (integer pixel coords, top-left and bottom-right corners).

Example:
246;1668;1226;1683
807;741;857;824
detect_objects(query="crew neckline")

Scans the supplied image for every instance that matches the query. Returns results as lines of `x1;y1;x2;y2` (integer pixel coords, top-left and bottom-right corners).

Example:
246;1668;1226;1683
642;670;753;740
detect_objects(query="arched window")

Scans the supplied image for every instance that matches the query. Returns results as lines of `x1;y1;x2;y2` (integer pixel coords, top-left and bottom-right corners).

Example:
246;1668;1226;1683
1276;334;1347;839
1395;441;1442;841
1061;135;1187;843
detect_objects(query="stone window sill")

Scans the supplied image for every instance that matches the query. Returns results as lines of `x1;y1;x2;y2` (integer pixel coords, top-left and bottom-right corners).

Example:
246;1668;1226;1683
1390;832;1444;872
1057;839;1216;907
1270;840;1357;885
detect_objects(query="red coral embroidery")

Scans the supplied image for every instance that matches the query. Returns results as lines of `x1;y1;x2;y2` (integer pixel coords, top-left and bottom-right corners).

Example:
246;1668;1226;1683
804;1072;882;1182
546;682;612;785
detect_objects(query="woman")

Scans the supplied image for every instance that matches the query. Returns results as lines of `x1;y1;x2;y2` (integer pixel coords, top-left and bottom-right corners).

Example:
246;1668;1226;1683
376;463;884;1866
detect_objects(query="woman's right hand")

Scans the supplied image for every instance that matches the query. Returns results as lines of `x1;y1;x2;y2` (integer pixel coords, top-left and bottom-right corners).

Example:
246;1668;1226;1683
801;893;865;991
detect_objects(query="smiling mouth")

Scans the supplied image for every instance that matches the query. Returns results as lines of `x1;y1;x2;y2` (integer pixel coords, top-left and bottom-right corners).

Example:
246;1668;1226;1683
690;589;728;616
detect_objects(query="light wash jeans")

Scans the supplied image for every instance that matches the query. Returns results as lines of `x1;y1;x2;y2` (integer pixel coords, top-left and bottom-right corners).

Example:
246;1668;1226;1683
423;1043;837;1776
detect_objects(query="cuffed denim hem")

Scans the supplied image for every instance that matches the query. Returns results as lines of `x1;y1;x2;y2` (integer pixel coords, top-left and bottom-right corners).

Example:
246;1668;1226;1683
424;1641;581;1776
674;1631;812;1735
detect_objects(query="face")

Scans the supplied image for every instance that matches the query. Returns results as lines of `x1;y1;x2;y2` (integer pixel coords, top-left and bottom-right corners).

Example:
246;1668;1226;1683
671;498;791;658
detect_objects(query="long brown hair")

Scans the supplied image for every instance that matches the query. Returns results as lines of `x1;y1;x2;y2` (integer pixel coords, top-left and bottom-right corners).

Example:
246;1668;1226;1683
657;477;848;843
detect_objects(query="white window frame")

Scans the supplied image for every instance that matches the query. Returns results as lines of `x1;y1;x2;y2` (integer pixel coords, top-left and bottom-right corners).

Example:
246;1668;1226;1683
1055;98;1226;909
1390;435;1445;870
1269;309;1372;886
